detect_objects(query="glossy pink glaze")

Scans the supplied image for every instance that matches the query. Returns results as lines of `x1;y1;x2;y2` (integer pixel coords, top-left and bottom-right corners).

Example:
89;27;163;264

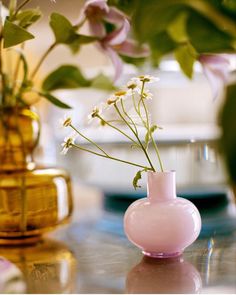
124;171;202;257
126;256;202;293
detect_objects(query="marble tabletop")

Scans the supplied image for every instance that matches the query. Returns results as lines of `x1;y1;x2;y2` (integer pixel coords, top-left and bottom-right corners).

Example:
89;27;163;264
0;184;236;294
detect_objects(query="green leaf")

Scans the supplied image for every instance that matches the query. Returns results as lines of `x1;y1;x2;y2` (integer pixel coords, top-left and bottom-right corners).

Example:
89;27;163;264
219;82;236;182
50;13;75;44
133;0;184;43
167;11;189;43
16;9;42;28
42;65;90;91
174;43;198;78
187;12;235;53
132;170;142;190
90;73;116;91
68;34;97;54
150;31;178;66
50;13;97;53
3;19;34;48
39;92;72;109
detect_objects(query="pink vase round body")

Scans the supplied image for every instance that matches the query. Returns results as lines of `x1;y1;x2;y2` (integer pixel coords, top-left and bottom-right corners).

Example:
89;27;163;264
124;171;202;258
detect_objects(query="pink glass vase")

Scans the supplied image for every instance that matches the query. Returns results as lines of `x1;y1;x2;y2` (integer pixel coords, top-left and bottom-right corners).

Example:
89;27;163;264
124;171;201;258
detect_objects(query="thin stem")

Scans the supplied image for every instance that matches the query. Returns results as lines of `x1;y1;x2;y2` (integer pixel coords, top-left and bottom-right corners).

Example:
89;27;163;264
121;99;138;135
138;82;145;115
72;143;152;171
15;107;28;233
97;114;138;146
0;37;6;106
114;103;155;171
132;90;147;129
150;133;164;172
13;43;25;95
140;82;150;131
107;119;144;127
14;0;31;17
30;42;57;79
70;124;109;156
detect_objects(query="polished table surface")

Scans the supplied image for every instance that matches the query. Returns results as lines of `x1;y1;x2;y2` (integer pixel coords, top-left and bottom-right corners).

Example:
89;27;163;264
0;184;236;294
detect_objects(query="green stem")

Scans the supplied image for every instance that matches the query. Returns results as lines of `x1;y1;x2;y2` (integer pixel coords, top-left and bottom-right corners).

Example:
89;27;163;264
0;37;6;106
121;99;138;135
70;124;109;156
133;89;147;129
13;43;25;95
13;0;31;17
140;82;150;130
72;143;152;171
150;133;164;172
114;103;155;171
15;107;27;233
30;42;57;79
107;119;144;127
97;114;138;146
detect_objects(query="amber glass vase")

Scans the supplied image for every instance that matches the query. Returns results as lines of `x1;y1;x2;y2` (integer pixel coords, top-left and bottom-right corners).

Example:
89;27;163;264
0;107;73;244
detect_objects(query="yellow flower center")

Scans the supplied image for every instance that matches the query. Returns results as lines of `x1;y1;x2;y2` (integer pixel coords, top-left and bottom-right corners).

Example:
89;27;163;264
114;90;127;97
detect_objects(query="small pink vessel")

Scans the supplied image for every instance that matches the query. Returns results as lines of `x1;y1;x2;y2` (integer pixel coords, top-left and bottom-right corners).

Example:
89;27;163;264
124;171;201;258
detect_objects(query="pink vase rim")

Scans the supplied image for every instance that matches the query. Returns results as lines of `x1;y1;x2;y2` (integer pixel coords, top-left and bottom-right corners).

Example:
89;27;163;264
147;170;176;175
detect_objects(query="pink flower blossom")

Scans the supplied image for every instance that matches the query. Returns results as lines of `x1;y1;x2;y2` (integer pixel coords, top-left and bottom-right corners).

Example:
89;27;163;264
82;0;149;81
199;54;231;99
83;0;126;38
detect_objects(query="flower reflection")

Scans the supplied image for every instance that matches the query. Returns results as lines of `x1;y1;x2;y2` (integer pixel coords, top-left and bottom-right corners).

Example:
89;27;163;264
126;255;202;294
0;239;77;293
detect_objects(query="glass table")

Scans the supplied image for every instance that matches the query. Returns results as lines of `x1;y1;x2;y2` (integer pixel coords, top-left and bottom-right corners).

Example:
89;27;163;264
0;184;236;294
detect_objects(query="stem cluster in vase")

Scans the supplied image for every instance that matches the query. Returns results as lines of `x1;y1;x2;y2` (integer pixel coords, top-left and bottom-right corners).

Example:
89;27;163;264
61;75;164;189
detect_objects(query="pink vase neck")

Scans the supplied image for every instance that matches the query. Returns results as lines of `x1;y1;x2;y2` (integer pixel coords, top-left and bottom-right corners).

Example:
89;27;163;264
147;171;176;202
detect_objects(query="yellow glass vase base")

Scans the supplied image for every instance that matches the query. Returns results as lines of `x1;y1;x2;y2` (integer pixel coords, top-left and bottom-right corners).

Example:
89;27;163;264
0;167;73;244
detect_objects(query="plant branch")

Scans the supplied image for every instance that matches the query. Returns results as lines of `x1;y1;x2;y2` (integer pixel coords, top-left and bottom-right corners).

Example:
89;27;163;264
114;103;155;171
70;124;109;156
13;43;25;95
150;133;164;172
14;0;31;17
0;37;6;106
30;42;57;79
72;143;152;171
121;99;138;135
97;114;138;146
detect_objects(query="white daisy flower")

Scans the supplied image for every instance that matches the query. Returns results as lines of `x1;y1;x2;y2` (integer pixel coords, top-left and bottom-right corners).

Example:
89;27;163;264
60;114;72;128
107;90;131;106
126;80;140;91
61;132;77;155
132;75;159;84
138;89;153;100
88;105;102;121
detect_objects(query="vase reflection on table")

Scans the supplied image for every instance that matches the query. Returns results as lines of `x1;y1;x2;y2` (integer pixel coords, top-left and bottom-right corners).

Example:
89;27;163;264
126;255;202;294
0;238;77;293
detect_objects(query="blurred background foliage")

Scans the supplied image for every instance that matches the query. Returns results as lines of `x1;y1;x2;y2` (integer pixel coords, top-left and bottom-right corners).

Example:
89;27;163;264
109;0;236;185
